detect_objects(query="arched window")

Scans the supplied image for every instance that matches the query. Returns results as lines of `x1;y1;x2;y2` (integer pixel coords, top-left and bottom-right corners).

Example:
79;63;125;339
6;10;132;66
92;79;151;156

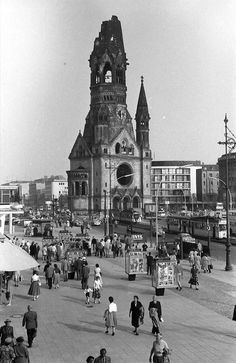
115;143;121;154
103;63;112;83
123;196;130;210
95;65;100;84
133;196;140;208
116;68;124;84
113;197;120;210
71;183;75;196
82;181;87;196
75;182;80;196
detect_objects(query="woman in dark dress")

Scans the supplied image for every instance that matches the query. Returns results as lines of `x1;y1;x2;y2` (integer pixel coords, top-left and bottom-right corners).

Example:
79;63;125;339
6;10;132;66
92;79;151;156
129;296;144;335
188;264;199;290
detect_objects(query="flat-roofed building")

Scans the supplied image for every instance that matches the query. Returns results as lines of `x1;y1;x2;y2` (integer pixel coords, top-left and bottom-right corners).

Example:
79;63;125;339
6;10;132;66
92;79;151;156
151;160;202;212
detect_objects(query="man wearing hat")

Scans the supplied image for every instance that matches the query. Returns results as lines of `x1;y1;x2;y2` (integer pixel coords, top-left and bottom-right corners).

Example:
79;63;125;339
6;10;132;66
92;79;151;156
0;318;14;345
22;305;38;348
14;336;30;362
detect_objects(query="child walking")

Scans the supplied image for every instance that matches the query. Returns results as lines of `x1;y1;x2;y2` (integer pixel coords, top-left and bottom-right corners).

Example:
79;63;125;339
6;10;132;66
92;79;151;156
84;286;93;304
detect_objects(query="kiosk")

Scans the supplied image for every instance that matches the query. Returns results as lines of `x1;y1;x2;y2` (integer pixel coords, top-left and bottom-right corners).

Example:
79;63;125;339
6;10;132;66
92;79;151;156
152;259;175;295
125;251;147;280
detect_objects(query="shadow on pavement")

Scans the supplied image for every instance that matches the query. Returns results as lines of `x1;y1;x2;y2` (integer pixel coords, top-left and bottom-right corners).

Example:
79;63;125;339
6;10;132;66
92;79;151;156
58;321;101;334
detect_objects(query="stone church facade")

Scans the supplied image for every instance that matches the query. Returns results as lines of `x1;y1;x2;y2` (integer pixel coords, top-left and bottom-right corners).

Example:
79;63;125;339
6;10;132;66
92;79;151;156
67;16;152;216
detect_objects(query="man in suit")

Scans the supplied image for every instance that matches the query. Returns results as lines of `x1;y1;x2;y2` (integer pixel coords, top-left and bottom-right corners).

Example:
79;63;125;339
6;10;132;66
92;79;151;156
146;252;154;275
81;261;90;289
148;295;163;335
94;348;111;363
22;305;38;348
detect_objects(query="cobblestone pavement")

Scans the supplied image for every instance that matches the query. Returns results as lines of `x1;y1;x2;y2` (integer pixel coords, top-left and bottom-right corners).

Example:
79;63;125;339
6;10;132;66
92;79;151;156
0;226;235;362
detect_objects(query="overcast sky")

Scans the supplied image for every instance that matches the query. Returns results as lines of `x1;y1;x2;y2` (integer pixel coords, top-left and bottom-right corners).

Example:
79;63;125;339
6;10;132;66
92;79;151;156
1;0;236;183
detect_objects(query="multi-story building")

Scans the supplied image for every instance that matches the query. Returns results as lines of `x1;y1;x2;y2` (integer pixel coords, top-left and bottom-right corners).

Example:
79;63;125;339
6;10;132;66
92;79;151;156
151;161;202;212
196;165;219;209
45;179;68;201
0;185;20;205
218;152;236;209
67;16;152;215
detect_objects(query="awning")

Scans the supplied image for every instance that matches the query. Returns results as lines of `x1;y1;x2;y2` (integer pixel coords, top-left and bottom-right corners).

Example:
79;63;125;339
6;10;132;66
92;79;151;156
0;235;38;271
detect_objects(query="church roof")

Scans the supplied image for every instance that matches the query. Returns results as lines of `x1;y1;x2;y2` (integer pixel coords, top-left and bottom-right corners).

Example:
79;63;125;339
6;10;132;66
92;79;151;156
135;76;149;116
68;130;92;160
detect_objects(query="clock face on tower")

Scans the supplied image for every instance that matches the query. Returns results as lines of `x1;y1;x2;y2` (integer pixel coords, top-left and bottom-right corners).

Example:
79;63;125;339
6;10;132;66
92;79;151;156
116;106;126;122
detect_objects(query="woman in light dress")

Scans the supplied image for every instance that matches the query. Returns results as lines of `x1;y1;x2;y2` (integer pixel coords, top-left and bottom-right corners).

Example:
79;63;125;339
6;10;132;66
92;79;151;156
28;270;40;301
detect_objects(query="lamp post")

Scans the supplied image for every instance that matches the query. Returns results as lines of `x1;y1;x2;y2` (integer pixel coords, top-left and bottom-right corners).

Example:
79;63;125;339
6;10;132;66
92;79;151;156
103;190;107;236
218;114;235;271
155;182;164;252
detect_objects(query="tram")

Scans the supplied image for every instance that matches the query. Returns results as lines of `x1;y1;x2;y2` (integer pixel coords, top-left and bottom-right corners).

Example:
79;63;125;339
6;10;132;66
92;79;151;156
229;210;236;236
166;215;227;239
115;209;142;224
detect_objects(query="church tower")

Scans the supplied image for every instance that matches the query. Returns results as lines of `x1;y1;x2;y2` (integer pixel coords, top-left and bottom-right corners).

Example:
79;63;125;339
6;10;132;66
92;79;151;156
67;16;152;222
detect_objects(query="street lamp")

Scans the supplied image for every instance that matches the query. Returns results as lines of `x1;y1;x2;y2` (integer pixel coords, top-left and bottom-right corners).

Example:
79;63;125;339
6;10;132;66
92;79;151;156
103;190;107;236
155;182;164;252
218;114;235;271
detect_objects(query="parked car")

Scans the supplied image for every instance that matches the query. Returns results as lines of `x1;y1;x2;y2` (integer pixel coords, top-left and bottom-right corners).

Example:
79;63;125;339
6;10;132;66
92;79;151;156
92;219;101;226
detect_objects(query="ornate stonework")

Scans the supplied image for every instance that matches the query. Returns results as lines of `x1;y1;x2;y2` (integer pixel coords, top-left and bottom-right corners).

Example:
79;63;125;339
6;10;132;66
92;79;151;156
67;16;152;216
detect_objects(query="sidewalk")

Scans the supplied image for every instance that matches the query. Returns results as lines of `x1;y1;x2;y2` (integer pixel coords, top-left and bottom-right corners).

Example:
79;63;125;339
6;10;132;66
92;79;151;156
0;226;235;362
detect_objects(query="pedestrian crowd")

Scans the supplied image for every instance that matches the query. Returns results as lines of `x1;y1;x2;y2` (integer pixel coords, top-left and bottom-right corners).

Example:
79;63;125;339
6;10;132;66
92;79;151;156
2;229;217;362
0;304;38;362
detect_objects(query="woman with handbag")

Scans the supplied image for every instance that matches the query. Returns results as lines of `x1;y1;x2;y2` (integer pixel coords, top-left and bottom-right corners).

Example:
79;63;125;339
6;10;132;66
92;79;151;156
28;270;41;301
129;295;144;335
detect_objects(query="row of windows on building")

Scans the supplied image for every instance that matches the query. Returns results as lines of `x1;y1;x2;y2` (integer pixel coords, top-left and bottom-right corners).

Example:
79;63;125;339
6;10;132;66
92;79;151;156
71;182;88;196
151;182;190;190
94;195;140;210
151;190;191;197
202;173;218;178
152;175;190;182
153;168;191;175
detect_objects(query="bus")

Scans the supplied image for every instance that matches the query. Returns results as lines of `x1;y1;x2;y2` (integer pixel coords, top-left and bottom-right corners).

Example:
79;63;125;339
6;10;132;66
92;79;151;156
166;215;227;240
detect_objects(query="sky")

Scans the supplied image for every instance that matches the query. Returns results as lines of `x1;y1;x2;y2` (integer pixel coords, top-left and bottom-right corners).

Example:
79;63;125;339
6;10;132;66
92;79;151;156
1;0;236;183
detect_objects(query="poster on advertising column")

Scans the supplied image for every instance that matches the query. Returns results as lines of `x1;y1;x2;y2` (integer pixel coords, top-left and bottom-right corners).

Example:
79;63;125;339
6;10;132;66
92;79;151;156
125;251;147;275
152;260;175;288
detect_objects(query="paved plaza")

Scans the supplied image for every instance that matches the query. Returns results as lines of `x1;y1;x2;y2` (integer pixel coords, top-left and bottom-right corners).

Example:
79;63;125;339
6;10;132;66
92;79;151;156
0;228;236;362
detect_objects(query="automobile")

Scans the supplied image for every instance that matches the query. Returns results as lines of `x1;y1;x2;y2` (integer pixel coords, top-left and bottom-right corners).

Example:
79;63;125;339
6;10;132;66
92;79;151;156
177;233;195;244
73;219;82;227
92;219;101;226
12;218;21;225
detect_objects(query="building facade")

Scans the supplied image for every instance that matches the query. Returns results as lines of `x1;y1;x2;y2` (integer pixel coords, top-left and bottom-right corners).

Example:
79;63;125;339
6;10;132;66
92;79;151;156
45;179;68;201
196;165;219;208
0;185;20;205
151;161;202;212
218;152;236;209
67;16;152;216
